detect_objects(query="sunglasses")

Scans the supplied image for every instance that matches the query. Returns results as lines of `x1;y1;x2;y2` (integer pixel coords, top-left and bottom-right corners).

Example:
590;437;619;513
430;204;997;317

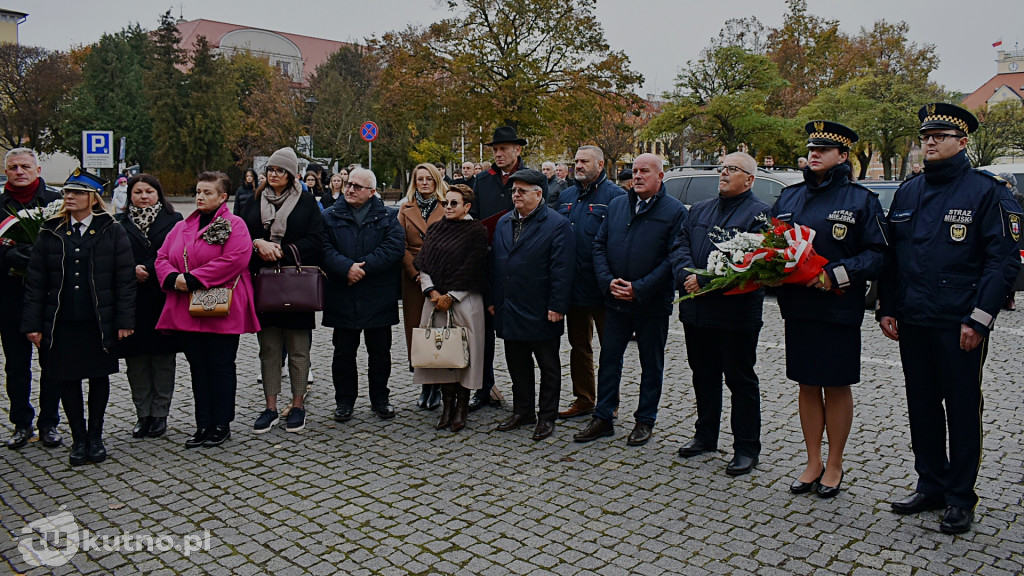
345;182;373;193
441;200;462;208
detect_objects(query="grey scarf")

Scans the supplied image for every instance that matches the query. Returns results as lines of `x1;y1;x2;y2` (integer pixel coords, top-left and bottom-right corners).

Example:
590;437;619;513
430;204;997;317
260;182;301;243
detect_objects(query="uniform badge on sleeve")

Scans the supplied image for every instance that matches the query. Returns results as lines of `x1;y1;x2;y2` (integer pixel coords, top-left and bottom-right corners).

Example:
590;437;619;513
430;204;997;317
832;223;847;240
950;223;967;241
1010;213;1021;242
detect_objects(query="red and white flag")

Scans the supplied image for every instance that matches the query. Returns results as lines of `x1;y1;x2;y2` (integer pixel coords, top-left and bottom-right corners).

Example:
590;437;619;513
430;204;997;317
993;38;1003;47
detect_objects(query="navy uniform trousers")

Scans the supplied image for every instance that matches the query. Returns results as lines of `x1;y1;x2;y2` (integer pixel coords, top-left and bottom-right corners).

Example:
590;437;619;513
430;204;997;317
898;323;986;510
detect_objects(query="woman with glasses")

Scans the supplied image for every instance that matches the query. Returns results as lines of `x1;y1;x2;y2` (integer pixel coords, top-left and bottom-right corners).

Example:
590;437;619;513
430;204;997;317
23;170;136;466
243;148;324;434
155;171;259;449
116;174;183;440
770;121;886;499
304;171;325;202
397;163;447;410
322;169;348;210
412;184;488;431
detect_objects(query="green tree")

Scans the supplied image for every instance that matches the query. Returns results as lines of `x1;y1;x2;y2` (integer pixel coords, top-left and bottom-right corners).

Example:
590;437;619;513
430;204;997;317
306;47;378;168
968;101;1024;166
60;26;151;168
180;36;239;173
648;45;788;160
144;10;188;173
0;43;79;154
227;51;301;168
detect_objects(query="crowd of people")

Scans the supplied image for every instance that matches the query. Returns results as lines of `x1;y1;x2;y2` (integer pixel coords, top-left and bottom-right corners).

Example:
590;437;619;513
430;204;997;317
1;102;1021;536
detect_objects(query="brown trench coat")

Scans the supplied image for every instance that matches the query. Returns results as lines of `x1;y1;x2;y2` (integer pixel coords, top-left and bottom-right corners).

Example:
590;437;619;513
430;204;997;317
397;200;445;363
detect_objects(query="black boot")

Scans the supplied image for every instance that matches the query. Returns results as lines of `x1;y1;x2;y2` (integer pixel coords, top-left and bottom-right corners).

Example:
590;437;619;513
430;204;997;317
417;385;430;409
435;384;457;430
425;384;442;411
87;421;106;463
451;387;471;432
69;424;90;466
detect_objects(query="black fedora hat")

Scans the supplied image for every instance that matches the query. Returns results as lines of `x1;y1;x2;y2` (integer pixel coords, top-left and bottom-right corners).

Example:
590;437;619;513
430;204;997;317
486;126;528;147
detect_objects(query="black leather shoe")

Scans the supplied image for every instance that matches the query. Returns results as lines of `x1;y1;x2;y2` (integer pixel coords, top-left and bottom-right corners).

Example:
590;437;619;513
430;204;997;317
726;454;758;476
333;405;354;422
417;385;430;409
626;422;653;446
468;390;491;412
203;424;231;447
371;403;396;419
816;470;843;498
6;427;33;450
677;438;716;458
87;435;107;464
184;428;209;449
39;427;62;447
790;467;825;494
532;420;555;441
69;439;90;466
891;491;945;515
940;506;973;534
147;417;167;438
132;417;153;438
573;417;614;443
496;413;536;432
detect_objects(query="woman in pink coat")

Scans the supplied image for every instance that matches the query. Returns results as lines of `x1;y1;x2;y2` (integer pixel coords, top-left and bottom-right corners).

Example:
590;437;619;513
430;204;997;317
156;171;259;449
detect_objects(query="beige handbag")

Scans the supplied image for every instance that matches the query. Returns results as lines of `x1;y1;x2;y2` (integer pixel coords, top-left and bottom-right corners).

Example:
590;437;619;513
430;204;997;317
184;247;240;317
410;309;470;369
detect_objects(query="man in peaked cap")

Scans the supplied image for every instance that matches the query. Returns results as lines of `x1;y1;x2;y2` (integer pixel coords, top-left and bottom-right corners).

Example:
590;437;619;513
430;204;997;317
879;102;1021;534
469;126;531;412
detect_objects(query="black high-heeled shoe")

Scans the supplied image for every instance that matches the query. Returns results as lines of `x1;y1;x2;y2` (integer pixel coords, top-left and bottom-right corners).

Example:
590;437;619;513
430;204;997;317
816;470;844;499
790;466;825;494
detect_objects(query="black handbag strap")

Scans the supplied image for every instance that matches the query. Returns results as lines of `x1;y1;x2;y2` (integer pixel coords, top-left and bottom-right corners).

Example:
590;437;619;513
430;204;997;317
286;243;302;270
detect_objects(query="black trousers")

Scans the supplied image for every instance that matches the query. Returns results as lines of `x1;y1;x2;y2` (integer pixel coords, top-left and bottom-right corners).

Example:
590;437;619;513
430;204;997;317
481;312;496;394
504;338;561;422
182;332;239;429
682;323;762;457
898;324;986;509
1;324;60;429
332;326;392;408
56;376;109;434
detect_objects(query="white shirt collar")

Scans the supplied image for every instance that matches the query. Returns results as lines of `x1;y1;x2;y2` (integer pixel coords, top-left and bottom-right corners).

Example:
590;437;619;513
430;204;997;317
72;213;94;234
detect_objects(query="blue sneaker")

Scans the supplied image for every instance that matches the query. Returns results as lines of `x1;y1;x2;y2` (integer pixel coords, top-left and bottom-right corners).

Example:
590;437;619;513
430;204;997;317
286;408;306;433
253;409;279;434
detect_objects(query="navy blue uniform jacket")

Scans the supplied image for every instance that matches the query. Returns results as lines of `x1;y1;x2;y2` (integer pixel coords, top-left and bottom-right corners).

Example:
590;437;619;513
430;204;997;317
770;163;887;325
878;150;1021;335
672;189;770;330
489;206;574;341
321;196;404;330
556;172;625;307
594;185;688;317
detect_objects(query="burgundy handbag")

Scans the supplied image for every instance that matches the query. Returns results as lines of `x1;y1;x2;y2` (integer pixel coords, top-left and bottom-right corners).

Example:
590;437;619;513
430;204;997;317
253;244;326;313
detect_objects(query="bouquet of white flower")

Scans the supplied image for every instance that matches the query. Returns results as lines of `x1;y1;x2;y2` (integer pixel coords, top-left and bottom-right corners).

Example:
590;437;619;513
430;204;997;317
0;199;64;246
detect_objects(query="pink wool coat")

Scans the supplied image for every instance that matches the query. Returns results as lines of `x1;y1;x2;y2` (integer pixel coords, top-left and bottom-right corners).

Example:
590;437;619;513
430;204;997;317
154;203;260;335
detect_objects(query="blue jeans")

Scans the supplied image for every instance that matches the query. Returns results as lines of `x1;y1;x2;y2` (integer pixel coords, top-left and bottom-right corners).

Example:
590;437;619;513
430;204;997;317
594;309;669;426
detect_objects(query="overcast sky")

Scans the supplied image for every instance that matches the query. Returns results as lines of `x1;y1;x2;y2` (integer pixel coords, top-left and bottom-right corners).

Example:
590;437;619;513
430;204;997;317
13;0;1022;97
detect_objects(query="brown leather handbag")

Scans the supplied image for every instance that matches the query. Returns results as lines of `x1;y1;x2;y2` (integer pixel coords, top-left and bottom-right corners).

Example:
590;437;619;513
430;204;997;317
253;243;326;313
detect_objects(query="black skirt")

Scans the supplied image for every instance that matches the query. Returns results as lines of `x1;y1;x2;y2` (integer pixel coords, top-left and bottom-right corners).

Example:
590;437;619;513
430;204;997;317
41;320;119;381
784;319;860;386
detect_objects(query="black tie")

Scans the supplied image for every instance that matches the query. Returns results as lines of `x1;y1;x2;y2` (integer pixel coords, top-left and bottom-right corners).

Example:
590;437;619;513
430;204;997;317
636;199;647;215
73;222;83;236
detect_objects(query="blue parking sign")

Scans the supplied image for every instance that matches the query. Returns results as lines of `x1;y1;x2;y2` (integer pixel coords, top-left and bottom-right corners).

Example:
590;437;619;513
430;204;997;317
82;130;114;169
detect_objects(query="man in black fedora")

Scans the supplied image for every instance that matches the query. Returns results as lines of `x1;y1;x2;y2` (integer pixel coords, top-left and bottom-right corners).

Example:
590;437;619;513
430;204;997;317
469;126;531;411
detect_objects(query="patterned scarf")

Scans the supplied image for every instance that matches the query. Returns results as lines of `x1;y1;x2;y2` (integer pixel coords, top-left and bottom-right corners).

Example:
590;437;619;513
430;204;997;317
129;203;162;236
414;192;437;221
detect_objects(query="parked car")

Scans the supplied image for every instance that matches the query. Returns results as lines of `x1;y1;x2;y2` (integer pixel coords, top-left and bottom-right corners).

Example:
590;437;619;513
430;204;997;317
975;163;1024;185
662;165;804;208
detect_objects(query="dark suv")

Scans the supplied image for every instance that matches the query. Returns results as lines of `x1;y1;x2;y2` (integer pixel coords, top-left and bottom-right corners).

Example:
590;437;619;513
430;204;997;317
662;165;804;208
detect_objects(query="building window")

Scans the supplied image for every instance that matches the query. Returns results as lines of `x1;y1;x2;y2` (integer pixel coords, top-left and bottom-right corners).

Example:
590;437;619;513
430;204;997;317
278;61;290;75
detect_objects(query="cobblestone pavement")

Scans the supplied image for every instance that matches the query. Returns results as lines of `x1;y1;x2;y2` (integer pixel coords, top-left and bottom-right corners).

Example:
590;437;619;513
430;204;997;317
2;297;1023;575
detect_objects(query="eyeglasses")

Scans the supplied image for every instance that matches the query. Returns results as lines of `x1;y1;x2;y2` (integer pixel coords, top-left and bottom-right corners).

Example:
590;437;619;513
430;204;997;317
511;186;538;196
716;165;752;175
61;189;88;196
266;167;288;175
441;200;461;208
919;133;960;144
345;182;373;193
